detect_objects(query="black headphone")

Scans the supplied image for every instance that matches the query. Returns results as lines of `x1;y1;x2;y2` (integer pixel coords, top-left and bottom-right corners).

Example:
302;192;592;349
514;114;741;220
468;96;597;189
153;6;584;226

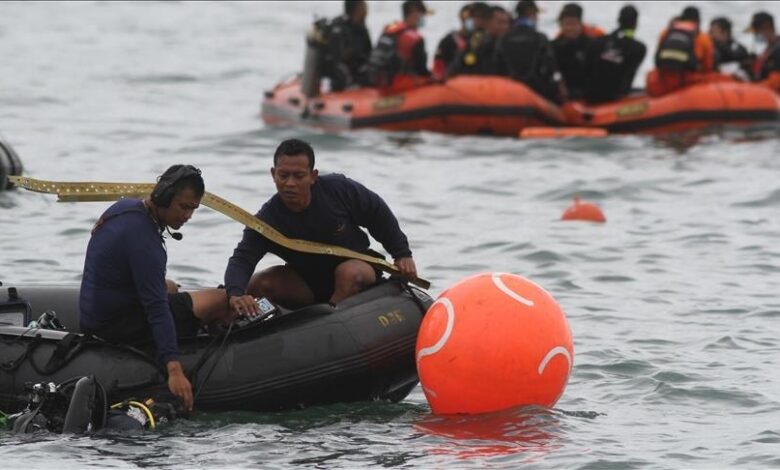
151;165;202;208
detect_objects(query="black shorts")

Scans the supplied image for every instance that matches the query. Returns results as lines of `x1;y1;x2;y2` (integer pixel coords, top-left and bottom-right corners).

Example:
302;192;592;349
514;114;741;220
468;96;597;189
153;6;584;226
292;259;383;304
84;293;200;346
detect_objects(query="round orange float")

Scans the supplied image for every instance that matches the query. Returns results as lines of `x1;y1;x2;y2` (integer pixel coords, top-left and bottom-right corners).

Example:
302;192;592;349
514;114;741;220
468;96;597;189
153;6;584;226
415;272;574;415
561;196;606;223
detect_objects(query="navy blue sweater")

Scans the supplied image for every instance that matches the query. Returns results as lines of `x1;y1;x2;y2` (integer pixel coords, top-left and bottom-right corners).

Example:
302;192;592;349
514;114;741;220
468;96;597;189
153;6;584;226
224;174;412;298
79;198;179;364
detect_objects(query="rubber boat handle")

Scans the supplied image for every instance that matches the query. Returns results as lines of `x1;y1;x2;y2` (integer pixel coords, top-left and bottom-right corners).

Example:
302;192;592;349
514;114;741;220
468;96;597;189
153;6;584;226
8;176;431;290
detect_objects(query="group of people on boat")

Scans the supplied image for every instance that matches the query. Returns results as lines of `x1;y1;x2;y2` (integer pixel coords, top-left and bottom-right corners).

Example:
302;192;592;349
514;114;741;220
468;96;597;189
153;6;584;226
310;0;780;104
78;139;418;411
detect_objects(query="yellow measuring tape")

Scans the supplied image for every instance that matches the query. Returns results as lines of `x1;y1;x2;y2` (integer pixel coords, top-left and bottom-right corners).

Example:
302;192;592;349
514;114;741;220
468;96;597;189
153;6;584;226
9;176;430;289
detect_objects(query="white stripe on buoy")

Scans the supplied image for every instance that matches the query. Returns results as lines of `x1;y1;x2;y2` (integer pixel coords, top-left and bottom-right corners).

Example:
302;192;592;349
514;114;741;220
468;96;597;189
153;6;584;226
416;297;455;363
492;273;534;307
537;346;572;375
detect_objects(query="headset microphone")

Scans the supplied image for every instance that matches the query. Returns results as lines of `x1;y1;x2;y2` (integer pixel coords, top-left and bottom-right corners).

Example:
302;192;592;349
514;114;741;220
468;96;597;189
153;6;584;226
166;227;183;241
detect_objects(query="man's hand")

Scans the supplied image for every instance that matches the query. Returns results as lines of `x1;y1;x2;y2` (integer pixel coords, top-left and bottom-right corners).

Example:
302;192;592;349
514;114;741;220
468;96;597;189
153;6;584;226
229;295;260;316
394;257;417;281
167;360;193;411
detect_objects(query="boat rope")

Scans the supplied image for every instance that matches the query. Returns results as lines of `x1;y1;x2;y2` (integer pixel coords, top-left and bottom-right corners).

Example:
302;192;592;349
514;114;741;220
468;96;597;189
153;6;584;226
8;176;430;290
192;320;236;404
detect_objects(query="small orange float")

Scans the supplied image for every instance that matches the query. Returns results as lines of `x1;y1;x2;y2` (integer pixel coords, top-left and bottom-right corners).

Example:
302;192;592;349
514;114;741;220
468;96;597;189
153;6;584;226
416;272;574;415
561;196;606;223
519;126;608;138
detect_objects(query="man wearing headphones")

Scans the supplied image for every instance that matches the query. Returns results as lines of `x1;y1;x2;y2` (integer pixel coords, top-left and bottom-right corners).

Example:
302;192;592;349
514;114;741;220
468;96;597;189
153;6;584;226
79;165;232;411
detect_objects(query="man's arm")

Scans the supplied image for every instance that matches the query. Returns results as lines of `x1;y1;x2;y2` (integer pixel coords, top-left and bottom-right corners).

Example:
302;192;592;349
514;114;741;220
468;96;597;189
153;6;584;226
343;177;415;280
224;221;269;314
126;223;193;410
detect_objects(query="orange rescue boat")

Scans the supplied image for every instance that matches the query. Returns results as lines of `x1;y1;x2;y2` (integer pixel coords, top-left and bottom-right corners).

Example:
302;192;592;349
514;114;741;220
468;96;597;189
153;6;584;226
563;81;780;134
261;75;565;136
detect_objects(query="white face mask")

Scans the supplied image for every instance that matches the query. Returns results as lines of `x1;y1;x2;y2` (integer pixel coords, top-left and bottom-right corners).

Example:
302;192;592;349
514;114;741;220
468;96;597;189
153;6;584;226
464;18;475;31
418;16;426;28
755;33;767;46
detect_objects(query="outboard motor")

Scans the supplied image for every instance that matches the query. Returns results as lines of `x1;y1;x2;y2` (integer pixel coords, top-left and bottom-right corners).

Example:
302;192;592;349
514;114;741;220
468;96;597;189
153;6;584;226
301;18;329;98
0;134;23;190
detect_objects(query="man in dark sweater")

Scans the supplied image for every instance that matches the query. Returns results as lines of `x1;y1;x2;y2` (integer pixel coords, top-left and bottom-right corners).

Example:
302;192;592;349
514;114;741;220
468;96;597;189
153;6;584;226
79;165;233;411
225;139;417;315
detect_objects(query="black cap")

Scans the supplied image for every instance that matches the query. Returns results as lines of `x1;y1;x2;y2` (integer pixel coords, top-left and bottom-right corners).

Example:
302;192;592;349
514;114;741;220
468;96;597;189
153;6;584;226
618;5;638;29
746;11;774;32
515;0;540;18
402;0;432;17
558;3;583;21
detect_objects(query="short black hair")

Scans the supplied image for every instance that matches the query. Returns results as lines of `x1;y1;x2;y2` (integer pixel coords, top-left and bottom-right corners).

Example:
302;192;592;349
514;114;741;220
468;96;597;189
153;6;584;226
402;0;427;17
491;5;509;17
710;16;731;35
515;0;539;18
470;2;491;20
344;0;363;17
680;6;700;23
273;138;315;170
618;5;638;30
558;3;583;21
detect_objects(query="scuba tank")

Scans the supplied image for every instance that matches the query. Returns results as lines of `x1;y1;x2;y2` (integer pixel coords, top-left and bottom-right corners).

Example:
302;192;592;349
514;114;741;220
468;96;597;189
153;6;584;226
4;376;179;434
302;18;330;98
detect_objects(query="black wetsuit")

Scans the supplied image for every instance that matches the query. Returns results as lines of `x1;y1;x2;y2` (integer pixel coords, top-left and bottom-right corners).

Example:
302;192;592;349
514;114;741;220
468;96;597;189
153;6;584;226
552;33;594;99
583;29;647;103
493;20;560;102
224;174;412;303
323;15;373;91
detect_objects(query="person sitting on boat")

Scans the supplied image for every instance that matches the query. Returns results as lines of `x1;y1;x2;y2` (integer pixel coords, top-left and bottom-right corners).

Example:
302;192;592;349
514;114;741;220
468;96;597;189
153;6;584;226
432;3;472;81
79;165;234;412
493;0;562;103
551;3;605;100
582;5;647;103
319;0;373;91
444;2;492;78
709;17;752;79
224;138;418;314
746;11;780;93
367;0;432;93
646;6;724;97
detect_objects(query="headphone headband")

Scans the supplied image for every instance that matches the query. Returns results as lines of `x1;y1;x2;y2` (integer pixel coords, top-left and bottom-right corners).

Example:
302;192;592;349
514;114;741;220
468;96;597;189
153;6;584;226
151;165;202;208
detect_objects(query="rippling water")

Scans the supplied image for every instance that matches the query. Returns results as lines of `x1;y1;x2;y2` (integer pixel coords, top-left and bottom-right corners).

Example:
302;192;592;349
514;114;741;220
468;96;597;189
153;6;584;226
2;1;780;468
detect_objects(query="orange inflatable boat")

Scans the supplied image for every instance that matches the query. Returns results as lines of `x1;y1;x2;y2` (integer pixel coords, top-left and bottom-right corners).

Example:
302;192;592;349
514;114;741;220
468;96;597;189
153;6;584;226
261;75;565;136
563;81;780;134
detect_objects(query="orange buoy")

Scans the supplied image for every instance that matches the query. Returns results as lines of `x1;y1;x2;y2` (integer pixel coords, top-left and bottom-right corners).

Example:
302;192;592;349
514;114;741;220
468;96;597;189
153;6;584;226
560;196;606;223
519;126;608;139
416;273;574;415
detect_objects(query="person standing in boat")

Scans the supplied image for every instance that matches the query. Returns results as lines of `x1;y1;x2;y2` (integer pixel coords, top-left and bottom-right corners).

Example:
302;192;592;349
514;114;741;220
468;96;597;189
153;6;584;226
320;0;373;91
646;6;719;97
708;17;752;79
224;138;418;315
444;2;492;78
492;0;562;103
582;5;647;103
367;0;432;93
746;11;780;93
432;3;472;81
551;3;605;100
79;165;234;412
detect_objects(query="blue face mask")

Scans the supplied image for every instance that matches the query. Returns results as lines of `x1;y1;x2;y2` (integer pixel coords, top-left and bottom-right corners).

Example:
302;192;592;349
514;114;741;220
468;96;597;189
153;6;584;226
755;33;767;46
464;18;475;32
418;16;426;28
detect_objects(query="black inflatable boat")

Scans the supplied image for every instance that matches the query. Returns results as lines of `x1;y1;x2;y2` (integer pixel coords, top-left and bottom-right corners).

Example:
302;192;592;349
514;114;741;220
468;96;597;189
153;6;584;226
0;280;432;413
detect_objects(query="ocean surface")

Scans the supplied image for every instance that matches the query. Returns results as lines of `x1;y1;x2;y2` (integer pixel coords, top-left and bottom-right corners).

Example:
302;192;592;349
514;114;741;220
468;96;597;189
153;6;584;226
2;1;780;468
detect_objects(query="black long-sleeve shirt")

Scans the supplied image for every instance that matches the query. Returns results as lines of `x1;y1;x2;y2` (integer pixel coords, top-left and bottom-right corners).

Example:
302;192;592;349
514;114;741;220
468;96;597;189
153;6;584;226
224;174;412;298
